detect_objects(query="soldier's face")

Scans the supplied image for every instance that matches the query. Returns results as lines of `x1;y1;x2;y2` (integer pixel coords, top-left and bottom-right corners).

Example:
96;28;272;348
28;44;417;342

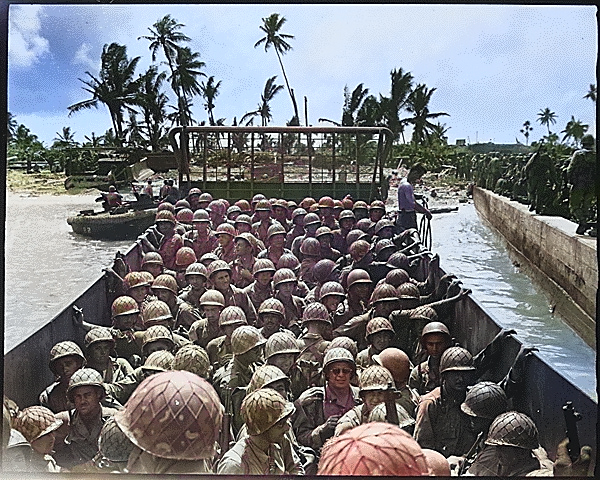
270;233;285;248
362;390;386;412
144;340;170;356
88;341;112;365
143;264;163;278
236;223;252;234
266;380;288;399
370;332;393;352
277;283;295;298
350;284;371;302
113;313;137;331
423;334;449;358
31;432;55;455
257;210;270;221
339;218;354;231
255;271;273;287
269;353;296;375
72;386;102;417
234;239;251;256
265;415;291;444
152;289;174;304
195;222;209;234
55;356;81;379
217;234;232;247
322;296;341;313
211;271;231;291
326;362;353;389
187;275;205;290
261;313;282;333
203;305;222;323
443;371;474;393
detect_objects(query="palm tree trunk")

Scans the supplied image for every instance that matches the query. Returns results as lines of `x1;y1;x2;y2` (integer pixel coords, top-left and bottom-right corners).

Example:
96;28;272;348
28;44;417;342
275;49;299;122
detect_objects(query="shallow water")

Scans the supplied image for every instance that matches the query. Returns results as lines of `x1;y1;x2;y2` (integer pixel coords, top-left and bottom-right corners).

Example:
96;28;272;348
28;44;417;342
431;202;596;399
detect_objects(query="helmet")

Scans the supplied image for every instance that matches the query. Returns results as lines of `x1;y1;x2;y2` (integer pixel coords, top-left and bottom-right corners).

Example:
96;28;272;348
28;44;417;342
254;199;272;212
372;348;411;385
325;337;358;359
144;350;174;371
142;300;173;326
353;200;368;211
231;326;266;355
157;202;175;213
207;260;231;278
485;411;539;450
312;259;337;283
303;212;321;227
111;296;140;318
234;232;258;253
318;281;345;300
384;269;410;287
227;205;242;217
358;365;395;392
198;192;213;203
139;271;154;285
175;199;191;211
235;199;251;212
374;238;395;256
367;404;416;432
287;200;298;210
67;368;105;401
315;226;333;239
253;258;276;276
187;187;202;198
386;252;410;270
356;218;373;233
374;219;394;235
272;198;288;210
346;269;372;290
299;197;316;210
142;325;175;350
396;282;420;299
155;210;176;225
199;289;226;307
219;306;247;327
439;347;475;374
172;345;210;378
323;347;355;372
152;274;178;295
175;247;197;268
369;200;386;212
333;199;344;210
264;332;301;359
461;382;508;419
318;196;335;209
421;321;450;339
141;252;164;267
345;229;368;247
114;371;223;460
49;341;85;375
276;254;300;271
317;422;429;476
207;200;226;216
273;268;297;288
410;305;438;323
192;209;210;223
369;283;398;305
84;327;115;349
342;196;354;210
266;224;287;241
234;214;252;226
349;239;370;261
291;208;307;224
252;193;266;205
185;262;208;278
97;417;134;464
338;209;356;222
301;302;331;325
215;223;236;237
258;298;285;317
176;208;194;224
199;252;219;265
246;365;290;395
123;271;150;291
13;406;62;444
242;388;295;436
365;317;394;338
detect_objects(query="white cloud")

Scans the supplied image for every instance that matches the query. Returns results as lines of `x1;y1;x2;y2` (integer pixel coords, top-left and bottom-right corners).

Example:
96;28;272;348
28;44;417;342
8;5;50;68
72;43;97;71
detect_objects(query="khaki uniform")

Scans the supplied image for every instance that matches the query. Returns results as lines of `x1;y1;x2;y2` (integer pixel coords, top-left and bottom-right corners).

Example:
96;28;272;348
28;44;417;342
243;281;273;312
105;366;162;405
127;445;213;474
275;293;305;336
333;310;374;351
174;299;203;330
206;335;232;370
39;382;72;414
221;285;258;326
92;356;134;384
189;318;222;350
215;357;255;435
110;328;143;361
409;356;441;395
297;333;330;387
356;346;378;371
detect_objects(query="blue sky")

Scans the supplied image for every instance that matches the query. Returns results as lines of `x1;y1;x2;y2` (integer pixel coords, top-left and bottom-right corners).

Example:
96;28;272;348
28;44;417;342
8;4;597;146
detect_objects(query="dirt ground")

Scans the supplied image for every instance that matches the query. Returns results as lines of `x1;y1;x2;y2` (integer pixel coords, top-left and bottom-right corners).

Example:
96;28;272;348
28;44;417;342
6;170;100;196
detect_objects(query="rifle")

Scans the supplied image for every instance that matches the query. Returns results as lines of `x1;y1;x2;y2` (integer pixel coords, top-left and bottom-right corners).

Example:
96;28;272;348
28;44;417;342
458;431;484;476
562;401;582;463
383;381;399;425
219;386;233;458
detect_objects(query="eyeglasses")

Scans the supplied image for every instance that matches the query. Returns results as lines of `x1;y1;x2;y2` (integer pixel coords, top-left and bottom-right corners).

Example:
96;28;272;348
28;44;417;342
331;367;353;376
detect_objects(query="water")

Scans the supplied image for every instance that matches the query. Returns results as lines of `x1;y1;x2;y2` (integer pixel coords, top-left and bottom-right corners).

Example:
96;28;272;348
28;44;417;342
431;202;596;399
4;192;596;399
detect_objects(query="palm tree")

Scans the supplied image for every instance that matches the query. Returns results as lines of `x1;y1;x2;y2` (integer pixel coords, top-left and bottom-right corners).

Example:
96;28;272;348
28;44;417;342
53;126;79;148
381;68;414;142
536;108;557;135
139;15;191;126
254;13;299;125
7;112;18;141
257;76;284;126
68;43;141;146
135;66;169;150
405;84;449;145
200;76;222;126
561;116;588;147
356;95;382;127
583;84;596;103
342;84;369;126
520;120;533;146
83;132;105;147
169;47;206;126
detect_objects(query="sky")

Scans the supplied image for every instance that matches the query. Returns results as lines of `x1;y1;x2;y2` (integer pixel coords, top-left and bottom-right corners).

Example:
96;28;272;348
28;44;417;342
7;3;598;147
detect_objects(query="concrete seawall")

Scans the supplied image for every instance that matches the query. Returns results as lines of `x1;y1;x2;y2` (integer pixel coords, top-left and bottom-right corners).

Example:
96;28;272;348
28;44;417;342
473;186;597;348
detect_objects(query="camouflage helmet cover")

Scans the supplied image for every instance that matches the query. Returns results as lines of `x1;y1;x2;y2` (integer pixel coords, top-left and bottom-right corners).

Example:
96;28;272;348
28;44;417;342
67;367;105;401
141;299;173;326
323;347;356;372
97;416;134;463
258;298;285;317
358;365;395;393
325;337;358;359
301;302;331;325
485;411;539;450
264;332;301;358
231;325;266;355
461;381;508;420
219;306;247;327
49;341;85;375
241;388;295;436
13;406;62;444
144;350;175;371
439;346;475;374
172;345;210;378
142;325;175;350
151;274;179;294
199;289;226;307
367;403;416;431
111;296;141;318
84;327;115;349
365;317;395;338
246;365;290;395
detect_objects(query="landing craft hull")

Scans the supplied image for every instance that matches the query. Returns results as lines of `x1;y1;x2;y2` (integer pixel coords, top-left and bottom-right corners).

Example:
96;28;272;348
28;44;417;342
3;240;596;465
67;208;157;240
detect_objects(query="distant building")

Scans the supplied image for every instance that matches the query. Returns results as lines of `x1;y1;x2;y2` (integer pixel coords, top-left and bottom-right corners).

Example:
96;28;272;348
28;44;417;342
456;139;466;146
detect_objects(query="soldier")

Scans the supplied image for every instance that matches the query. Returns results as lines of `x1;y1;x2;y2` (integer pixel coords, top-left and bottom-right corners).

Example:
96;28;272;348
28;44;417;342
39;341;85;413
53;369;119;469
140;301;190;350
356;317;395;370
172;344;211;380
397;164;432;233
214;223;237;264
317;196;338;230
207;199;227;228
104;296;143;363
258;298;290;339
217;388;302;474
197;192;213;210
229;233;258;290
337;268;373;324
140;252;167;279
244;258;276;311
11;406;63;472
252;199;281;245
206;303;247;370
291;212;321;260
409;321;453;395
318;281;347;328
138;210;183;271
334;365;414;437
177;262;208;311
368;199;386;223
331;209;355;255
271;199;292;232
189;289;225;349
295;348;360;451
149;274;183;321
373;347;420;418
122;271;152;317
298;237;323;288
173;246;196;289
234;213;253;235
184;209;219;260
524;147;556;214
414;347;478;457
567;134;596;234
92;417;134;473
273;268;305;336
317;422;429;476
352;200;369;221
264;332;307;400
207;259;257;325
315;226;341;261
84;327;133;384
258;223;293;266
115;371;222;474
285;208;307;249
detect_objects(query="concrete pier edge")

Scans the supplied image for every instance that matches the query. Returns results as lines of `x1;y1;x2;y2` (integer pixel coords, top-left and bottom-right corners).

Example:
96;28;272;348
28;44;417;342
472;186;597;349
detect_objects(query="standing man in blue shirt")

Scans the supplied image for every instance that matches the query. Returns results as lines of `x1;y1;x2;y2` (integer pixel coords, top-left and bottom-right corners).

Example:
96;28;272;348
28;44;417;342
397;164;432;233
